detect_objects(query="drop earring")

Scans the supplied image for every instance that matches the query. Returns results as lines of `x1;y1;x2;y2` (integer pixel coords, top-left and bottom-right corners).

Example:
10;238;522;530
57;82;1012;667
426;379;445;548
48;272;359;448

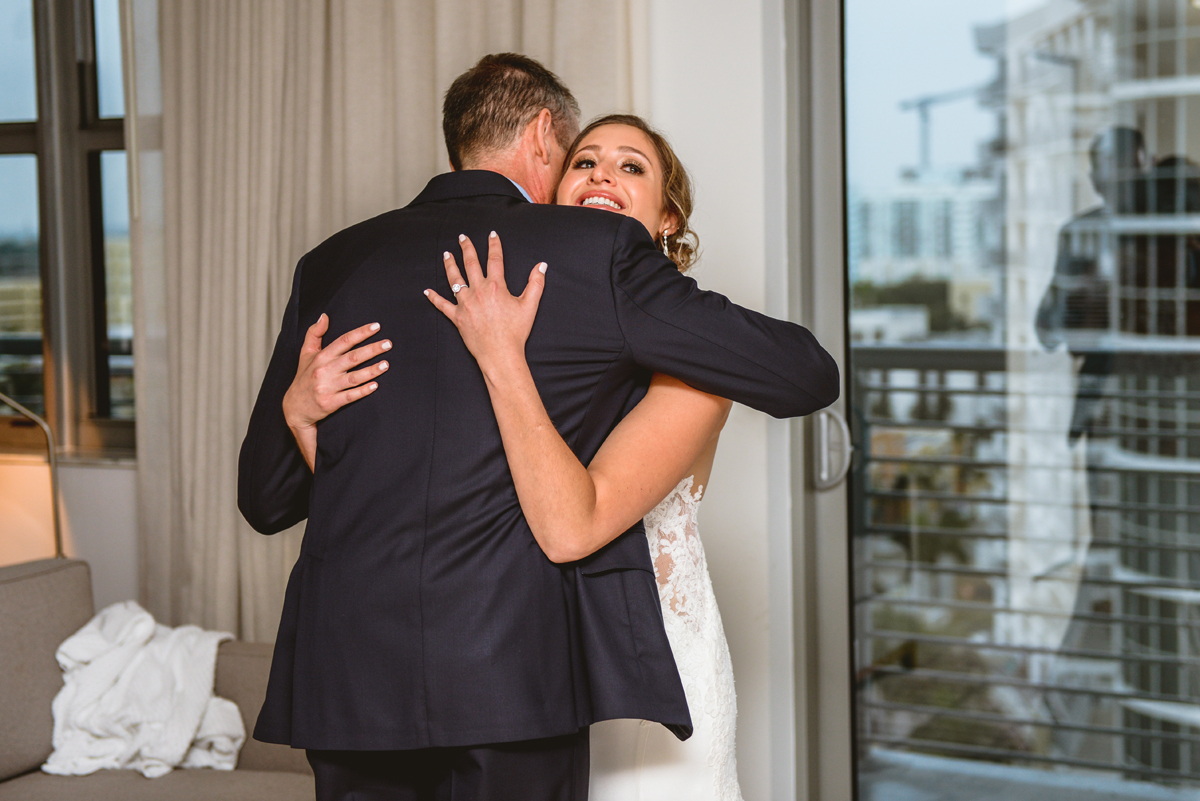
661;230;672;257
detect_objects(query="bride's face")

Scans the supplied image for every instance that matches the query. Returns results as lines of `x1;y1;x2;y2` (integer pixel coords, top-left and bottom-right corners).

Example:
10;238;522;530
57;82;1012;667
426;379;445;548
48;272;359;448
556;124;674;240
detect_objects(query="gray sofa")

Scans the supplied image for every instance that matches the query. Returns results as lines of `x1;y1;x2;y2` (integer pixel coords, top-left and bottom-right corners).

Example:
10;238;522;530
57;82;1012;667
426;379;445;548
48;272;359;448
0;558;314;800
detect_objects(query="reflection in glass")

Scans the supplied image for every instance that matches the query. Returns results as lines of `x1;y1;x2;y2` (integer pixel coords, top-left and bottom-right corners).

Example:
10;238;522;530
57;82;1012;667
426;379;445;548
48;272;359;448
94;0;124;118
0;1;38;122
0;155;42;415
99;150;132;418
847;1;1200;798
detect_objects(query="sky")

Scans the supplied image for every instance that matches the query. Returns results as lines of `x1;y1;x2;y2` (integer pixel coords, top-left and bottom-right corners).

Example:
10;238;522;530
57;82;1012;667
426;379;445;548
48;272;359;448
0;0;126;238
845;0;1016;192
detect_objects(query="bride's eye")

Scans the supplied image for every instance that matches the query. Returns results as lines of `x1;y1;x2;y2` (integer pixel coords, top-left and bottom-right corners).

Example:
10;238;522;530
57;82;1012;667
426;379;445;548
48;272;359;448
621;160;646;175
573;158;596;169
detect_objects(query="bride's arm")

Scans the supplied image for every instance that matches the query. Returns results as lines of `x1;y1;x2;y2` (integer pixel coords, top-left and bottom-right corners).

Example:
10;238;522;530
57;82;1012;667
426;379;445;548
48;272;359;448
427;234;731;564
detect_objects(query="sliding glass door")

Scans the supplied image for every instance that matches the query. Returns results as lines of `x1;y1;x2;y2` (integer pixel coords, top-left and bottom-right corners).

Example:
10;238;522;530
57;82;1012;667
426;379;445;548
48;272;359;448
844;1;1200;797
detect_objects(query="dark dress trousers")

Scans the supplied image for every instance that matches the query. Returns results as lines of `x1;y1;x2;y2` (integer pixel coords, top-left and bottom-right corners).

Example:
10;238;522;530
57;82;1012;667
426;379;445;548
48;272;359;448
306;730;589;801
239;170;839;752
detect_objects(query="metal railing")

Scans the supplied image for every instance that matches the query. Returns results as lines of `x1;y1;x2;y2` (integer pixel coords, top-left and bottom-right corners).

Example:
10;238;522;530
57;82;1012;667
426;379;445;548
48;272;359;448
852;344;1200;786
0;334;134;420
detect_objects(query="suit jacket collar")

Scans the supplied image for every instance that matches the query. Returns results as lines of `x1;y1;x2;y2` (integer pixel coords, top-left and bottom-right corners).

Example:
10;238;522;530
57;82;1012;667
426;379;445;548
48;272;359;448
409;170;530;206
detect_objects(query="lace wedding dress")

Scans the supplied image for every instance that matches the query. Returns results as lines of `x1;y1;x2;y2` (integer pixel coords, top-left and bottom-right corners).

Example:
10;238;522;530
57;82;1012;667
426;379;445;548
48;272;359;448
590;476;744;801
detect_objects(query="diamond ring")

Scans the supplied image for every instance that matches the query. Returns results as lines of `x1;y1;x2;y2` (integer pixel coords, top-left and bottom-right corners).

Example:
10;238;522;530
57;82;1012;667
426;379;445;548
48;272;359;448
451;283;467;294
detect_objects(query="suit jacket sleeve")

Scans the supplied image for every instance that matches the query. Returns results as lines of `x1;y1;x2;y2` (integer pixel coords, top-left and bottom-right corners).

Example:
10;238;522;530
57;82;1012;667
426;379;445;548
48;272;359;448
238;257;312;534
611;217;840;418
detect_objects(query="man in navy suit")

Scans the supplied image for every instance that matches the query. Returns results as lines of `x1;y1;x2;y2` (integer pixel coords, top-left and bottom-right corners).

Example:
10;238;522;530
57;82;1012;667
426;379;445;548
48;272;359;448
239;53;838;800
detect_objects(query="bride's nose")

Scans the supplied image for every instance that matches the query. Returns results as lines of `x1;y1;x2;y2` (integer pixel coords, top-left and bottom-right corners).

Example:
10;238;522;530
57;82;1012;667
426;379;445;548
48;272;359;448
588;163;615;184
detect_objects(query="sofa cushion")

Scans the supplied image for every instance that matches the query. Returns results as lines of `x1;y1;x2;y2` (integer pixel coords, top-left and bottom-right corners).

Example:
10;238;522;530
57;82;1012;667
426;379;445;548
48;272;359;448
0;768;314;801
0;559;94;782
214;641;311;774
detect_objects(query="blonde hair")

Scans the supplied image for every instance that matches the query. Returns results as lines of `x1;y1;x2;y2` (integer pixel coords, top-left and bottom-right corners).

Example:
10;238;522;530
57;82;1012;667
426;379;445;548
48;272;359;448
565;114;699;272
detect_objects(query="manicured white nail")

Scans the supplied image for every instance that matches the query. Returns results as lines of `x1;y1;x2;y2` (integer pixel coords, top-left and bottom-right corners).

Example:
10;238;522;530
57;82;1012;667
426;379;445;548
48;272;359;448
382;340;392;350
443;251;451;260
458;234;466;242
538;263;547;274
368;382;378;390
423;289;430;296
379;361;388;371
489;230;497;239
369;322;380;332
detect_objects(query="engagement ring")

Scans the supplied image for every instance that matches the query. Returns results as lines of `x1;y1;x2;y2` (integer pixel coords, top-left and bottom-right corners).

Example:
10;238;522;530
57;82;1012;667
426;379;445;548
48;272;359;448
451;283;467;294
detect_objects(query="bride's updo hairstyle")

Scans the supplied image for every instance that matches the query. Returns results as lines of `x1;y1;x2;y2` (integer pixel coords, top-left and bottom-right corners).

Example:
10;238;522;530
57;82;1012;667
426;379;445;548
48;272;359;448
565;114;700;272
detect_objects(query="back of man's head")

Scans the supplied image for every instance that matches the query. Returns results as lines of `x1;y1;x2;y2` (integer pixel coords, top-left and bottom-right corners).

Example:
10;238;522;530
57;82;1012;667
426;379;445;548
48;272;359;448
443;53;580;171
1089;126;1145;182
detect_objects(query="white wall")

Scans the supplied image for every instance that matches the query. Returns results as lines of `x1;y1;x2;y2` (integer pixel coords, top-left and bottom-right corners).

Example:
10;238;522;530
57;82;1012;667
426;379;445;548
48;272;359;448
0;457;138;610
647;1;792;798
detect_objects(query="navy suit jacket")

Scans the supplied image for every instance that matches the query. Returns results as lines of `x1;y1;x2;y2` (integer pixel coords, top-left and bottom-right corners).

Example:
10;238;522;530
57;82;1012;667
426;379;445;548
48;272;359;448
238;170;839;750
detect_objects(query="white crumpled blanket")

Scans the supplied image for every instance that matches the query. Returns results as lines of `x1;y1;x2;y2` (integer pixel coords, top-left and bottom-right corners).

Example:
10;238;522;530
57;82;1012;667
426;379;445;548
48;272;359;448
41;601;245;778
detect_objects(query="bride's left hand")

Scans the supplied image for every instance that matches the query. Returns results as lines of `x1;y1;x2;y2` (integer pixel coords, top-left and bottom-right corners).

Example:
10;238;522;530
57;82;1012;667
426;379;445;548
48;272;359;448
425;232;547;372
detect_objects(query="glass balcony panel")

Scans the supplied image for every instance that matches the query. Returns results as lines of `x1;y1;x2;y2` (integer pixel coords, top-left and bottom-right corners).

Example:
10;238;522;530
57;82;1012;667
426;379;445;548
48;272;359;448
847;1;1200;797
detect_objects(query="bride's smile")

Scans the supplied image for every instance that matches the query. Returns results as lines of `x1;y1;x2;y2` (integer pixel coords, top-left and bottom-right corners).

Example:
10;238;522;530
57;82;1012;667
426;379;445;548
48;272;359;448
577;191;625;210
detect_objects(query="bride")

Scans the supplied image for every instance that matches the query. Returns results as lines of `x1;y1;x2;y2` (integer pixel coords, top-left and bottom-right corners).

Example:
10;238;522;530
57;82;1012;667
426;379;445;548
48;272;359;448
285;114;744;801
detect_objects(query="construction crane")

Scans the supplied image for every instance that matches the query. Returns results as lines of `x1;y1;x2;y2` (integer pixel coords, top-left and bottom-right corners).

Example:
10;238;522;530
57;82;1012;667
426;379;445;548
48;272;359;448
899;84;984;173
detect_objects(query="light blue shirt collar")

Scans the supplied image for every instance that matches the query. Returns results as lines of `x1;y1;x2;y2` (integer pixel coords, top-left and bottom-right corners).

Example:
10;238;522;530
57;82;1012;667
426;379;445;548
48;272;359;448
507;178;533;203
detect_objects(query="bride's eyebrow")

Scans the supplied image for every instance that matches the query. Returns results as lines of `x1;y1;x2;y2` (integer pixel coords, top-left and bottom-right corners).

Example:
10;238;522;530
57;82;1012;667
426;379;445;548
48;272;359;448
616;146;650;161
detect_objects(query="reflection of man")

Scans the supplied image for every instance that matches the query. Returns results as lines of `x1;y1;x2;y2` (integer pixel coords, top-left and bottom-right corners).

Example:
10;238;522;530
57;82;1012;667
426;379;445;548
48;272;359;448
1030;125;1147;754
1035;125;1200;769
1036;126;1145;441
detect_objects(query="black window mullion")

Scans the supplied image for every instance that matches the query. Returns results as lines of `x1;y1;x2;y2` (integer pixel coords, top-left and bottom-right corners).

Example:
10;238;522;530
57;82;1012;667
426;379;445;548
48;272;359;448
75;0;127;430
0;123;39;154
78;124;123;151
85;149;110;419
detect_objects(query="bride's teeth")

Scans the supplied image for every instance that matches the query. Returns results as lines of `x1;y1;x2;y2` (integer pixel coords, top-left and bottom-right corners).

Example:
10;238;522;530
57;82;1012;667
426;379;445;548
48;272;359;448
583;196;621;209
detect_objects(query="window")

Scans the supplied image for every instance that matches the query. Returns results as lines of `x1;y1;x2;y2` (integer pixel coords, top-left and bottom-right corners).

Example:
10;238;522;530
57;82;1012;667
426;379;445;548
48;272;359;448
858;200;873;259
893;199;920;258
934;199;953;258
0;2;42;436
0;0;133;453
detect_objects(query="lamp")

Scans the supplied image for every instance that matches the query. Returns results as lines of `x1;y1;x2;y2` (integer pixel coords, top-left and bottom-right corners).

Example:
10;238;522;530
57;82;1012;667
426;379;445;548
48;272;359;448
0;391;63;558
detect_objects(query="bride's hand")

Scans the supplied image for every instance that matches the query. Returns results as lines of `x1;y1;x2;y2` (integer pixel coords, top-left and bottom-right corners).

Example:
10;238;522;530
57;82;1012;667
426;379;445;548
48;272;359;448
283;315;391;430
425;232;547;377
283;314;391;470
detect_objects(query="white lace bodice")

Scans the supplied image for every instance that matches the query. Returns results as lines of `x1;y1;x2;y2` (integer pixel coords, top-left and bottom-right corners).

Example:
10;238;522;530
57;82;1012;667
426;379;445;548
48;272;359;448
644;476;714;635
640;476;743;801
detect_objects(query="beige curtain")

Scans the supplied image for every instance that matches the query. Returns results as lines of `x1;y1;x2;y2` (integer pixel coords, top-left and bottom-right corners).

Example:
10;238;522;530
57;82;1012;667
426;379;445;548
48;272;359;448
123;0;648;640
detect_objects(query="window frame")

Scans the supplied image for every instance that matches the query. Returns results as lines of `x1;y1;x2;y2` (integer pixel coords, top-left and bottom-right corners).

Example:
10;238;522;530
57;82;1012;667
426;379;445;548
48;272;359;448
0;0;133;455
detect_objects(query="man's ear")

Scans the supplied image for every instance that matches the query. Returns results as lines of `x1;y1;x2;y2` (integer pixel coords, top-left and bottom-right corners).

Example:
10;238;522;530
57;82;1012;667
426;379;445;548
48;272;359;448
532;108;555;166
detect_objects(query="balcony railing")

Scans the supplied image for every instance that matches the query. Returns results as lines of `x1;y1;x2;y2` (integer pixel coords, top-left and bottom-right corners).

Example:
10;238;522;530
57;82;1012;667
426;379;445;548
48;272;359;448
851;344;1200;788
0;334;133;419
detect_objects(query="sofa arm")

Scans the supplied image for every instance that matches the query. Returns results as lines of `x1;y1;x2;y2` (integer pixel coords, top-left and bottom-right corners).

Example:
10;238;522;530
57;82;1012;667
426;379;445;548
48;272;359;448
214;641;311;775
